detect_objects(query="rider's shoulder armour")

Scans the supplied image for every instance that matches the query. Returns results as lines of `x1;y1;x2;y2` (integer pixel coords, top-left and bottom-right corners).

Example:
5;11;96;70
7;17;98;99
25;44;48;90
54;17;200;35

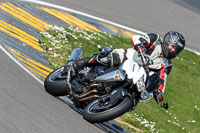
147;33;160;44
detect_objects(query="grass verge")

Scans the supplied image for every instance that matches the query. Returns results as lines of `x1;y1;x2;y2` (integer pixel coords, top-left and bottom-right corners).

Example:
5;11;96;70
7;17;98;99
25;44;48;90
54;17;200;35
39;26;200;133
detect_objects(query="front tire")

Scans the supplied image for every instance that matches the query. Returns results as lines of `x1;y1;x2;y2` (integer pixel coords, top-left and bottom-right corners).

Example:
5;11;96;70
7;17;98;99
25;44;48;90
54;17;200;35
83;97;133;123
44;66;68;96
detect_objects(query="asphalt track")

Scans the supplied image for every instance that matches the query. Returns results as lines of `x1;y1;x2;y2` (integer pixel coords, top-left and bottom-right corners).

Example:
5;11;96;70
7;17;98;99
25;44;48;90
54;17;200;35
39;0;200;52
0;1;124;132
0;0;199;133
0;46;105;133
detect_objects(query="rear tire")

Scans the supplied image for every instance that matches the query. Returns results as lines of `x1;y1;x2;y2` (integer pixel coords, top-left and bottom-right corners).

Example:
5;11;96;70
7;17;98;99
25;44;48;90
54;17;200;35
83;97;133;123
44;66;68;96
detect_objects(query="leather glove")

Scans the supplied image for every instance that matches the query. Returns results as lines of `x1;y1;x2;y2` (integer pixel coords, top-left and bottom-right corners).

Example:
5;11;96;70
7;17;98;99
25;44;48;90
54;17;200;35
132;35;149;52
155;89;164;103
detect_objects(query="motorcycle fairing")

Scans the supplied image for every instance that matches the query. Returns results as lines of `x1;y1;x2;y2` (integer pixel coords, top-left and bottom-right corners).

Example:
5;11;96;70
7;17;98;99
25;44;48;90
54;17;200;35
120;59;147;84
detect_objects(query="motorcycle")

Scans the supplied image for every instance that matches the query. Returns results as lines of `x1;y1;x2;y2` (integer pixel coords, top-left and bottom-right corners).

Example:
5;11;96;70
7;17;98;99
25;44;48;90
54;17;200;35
44;44;168;123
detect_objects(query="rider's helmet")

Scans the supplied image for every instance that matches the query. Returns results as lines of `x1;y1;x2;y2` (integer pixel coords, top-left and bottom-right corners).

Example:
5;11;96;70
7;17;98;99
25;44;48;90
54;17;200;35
161;31;185;59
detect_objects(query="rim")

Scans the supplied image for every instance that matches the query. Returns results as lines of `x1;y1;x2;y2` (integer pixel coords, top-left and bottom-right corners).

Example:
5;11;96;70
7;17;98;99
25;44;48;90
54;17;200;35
87;98;123;115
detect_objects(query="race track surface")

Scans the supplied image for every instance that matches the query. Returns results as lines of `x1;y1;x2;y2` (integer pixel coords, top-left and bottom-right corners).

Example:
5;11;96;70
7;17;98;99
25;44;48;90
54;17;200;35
0;0;199;132
40;0;200;51
0;49;104;132
0;1;129;132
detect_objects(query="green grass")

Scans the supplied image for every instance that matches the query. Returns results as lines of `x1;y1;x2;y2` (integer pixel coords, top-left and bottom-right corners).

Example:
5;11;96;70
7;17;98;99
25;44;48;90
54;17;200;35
39;26;130;69
39;26;200;133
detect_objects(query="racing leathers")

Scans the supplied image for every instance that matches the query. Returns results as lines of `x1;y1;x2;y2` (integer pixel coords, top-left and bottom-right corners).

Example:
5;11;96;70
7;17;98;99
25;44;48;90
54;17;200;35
72;33;172;101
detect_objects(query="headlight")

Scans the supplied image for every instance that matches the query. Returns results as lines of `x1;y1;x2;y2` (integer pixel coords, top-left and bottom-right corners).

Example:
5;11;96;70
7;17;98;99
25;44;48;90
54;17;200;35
136;76;145;92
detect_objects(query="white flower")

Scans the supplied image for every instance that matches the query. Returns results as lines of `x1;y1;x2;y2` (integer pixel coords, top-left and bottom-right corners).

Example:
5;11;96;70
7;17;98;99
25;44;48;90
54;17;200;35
141;119;149;124
192;120;196;123
194;105;200;111
55;46;61;49
173;121;180;127
54;53;59;57
51;42;55;46
187;120;196;123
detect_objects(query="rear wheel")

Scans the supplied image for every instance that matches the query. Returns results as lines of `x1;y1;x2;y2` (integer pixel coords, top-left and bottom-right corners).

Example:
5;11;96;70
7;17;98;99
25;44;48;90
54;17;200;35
83;97;133;123
44;66;69;96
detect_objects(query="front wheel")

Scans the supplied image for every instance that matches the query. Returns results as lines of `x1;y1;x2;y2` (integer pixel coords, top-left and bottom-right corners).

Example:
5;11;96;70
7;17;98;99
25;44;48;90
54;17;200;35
83;97;133;123
44;66;69;96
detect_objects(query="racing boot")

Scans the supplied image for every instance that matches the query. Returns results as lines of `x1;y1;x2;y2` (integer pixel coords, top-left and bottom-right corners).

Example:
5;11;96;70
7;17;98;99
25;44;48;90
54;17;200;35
72;51;121;74
72;55;100;73
73;51;112;72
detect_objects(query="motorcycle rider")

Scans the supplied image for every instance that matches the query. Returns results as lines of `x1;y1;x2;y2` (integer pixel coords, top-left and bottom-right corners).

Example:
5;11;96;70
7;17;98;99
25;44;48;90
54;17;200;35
70;31;185;103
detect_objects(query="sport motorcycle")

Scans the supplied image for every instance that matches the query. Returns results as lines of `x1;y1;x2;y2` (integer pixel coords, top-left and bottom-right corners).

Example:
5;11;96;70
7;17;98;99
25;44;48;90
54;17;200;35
44;44;168;123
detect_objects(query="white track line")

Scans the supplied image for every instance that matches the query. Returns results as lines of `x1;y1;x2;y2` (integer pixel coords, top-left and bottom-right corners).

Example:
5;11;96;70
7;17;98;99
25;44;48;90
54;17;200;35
19;0;200;55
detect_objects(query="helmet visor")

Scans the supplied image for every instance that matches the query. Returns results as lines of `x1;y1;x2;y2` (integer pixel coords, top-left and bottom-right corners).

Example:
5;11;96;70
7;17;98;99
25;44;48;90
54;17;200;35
164;34;182;54
168;44;179;54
